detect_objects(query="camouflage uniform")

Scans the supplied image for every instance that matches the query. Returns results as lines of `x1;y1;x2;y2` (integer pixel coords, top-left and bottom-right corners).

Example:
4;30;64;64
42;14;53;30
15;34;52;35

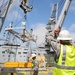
32;59;39;75
47;31;61;61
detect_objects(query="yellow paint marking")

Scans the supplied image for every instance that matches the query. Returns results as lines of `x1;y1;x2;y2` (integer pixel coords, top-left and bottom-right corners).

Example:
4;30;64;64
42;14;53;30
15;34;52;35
18;72;26;75
39;71;48;74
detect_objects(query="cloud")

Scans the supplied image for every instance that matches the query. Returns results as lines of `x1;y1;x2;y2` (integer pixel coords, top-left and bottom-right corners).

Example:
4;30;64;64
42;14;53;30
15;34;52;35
32;23;75;46
32;23;47;45
59;24;75;42
69;24;75;32
71;33;75;41
68;24;75;41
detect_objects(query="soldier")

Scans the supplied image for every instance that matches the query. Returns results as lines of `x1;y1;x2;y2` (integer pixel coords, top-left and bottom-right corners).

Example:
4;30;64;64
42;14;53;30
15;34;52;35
47;29;75;75
31;54;39;75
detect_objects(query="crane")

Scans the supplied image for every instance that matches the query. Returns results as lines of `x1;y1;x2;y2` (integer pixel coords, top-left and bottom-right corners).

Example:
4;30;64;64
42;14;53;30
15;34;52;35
0;0;33;32
45;0;72;54
0;0;13;32
4;0;35;62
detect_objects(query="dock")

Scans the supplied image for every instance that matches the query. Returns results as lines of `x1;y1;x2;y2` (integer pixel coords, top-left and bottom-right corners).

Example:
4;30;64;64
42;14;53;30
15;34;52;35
0;67;54;75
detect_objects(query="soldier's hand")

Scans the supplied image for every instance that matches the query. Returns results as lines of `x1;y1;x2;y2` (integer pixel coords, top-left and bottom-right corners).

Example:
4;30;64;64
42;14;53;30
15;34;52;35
54;28;60;35
54;28;60;38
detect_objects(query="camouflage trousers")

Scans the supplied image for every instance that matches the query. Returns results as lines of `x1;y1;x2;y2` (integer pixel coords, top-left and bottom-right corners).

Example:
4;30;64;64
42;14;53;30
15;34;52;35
30;70;38;75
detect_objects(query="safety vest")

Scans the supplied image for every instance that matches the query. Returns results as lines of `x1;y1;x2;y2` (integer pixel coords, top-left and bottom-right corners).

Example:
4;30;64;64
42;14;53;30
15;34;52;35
53;45;75;75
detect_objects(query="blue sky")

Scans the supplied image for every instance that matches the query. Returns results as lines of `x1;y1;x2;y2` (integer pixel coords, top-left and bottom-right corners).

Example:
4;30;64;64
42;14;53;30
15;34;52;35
0;0;75;46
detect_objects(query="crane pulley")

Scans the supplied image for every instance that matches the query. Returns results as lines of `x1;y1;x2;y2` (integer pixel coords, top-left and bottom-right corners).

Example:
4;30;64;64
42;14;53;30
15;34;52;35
20;0;33;19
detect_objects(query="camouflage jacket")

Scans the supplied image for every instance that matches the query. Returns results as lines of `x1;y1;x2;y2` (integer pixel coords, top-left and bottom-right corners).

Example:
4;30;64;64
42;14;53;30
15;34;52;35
32;59;39;71
46;31;61;61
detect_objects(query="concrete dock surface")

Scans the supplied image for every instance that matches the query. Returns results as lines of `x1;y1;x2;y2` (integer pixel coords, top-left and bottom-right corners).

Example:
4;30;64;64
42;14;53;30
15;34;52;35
0;67;54;75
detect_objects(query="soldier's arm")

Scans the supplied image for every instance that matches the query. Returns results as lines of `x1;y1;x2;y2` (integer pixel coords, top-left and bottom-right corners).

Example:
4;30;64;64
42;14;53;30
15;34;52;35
46;30;60;57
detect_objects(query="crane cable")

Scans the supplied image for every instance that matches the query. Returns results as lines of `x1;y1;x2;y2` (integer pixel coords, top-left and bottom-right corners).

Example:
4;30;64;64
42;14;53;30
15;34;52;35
24;0;34;30
58;0;65;13
24;16;31;30
14;0;34;29
58;0;65;12
11;0;23;27
58;0;65;18
14;0;21;26
14;16;25;27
